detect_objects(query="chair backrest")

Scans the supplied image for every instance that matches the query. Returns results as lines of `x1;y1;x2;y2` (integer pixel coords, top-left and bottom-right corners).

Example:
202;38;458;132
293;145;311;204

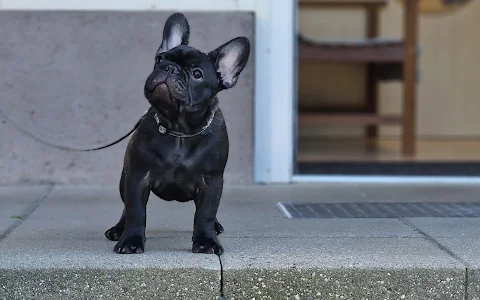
395;0;472;14
298;0;388;7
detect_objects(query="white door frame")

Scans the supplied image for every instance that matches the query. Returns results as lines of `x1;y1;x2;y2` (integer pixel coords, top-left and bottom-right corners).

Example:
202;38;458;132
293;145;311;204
1;0;297;184
252;1;295;183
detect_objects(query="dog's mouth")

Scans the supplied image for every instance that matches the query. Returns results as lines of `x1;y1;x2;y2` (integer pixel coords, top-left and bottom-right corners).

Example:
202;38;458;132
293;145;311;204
146;81;202;114
148;82;171;103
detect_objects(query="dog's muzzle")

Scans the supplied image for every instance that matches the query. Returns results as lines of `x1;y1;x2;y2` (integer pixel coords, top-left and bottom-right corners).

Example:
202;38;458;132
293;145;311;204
151;82;171;103
145;64;188;102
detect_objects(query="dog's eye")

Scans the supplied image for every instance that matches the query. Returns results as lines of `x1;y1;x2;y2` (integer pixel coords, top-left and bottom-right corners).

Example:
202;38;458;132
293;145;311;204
155;55;164;64
192;69;203;80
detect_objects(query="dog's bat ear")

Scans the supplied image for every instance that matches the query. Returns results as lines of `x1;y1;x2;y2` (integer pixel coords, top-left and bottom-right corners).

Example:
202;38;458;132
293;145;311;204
208;37;250;90
157;13;190;55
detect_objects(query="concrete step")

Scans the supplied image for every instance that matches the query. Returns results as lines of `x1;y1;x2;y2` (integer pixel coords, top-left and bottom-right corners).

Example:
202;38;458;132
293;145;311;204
1;184;480;299
0;266;469;300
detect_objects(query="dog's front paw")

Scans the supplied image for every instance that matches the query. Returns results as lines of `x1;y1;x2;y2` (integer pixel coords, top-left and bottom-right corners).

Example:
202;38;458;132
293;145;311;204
114;235;145;254
105;226;123;241
192;234;224;255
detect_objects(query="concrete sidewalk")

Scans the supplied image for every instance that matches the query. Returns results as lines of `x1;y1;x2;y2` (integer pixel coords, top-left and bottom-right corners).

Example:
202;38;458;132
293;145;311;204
1;184;480;300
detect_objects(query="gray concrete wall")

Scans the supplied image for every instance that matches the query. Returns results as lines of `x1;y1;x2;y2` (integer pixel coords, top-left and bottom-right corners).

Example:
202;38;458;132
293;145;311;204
0;11;254;185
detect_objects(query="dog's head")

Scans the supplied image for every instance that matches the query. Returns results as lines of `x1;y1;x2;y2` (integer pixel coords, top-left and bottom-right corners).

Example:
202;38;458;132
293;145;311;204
144;13;250;114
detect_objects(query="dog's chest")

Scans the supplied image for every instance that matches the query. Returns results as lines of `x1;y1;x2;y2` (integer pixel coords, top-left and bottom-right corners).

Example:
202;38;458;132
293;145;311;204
155;137;208;178
161;140;189;168
152;139;202;200
164;152;186;169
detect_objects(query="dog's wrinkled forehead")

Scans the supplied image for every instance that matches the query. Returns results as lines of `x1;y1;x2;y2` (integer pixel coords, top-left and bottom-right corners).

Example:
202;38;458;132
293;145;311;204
161;45;208;67
161;46;219;80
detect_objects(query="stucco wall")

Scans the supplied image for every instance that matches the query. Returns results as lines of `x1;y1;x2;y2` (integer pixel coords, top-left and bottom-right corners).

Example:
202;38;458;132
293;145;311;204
0;11;254;185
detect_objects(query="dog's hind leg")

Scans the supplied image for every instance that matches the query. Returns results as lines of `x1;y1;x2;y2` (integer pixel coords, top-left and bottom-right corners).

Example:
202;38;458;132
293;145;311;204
104;209;125;241
215;218;224;235
104;172;126;241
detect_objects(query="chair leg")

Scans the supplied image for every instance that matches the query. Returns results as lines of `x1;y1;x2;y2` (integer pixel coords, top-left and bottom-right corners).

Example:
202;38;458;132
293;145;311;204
402;0;418;156
365;63;378;142
365;6;379;147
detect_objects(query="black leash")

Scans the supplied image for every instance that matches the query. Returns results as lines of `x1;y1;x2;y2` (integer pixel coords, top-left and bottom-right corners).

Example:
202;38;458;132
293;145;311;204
0;106;144;152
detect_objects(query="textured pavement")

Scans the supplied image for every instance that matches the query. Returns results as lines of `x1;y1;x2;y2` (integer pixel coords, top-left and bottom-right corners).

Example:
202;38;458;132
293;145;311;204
1;183;480;299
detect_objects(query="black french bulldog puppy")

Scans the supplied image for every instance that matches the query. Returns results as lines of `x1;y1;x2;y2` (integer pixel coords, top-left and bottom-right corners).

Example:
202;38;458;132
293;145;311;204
104;13;250;255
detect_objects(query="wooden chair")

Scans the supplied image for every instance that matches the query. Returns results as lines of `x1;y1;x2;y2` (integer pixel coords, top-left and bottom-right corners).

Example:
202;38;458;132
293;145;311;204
298;0;419;156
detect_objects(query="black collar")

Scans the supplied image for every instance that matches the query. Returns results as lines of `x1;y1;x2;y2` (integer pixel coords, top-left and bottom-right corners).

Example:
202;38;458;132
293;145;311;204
153;105;218;138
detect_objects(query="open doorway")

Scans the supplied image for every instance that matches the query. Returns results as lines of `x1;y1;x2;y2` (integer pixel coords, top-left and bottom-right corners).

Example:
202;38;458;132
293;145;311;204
295;0;480;178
